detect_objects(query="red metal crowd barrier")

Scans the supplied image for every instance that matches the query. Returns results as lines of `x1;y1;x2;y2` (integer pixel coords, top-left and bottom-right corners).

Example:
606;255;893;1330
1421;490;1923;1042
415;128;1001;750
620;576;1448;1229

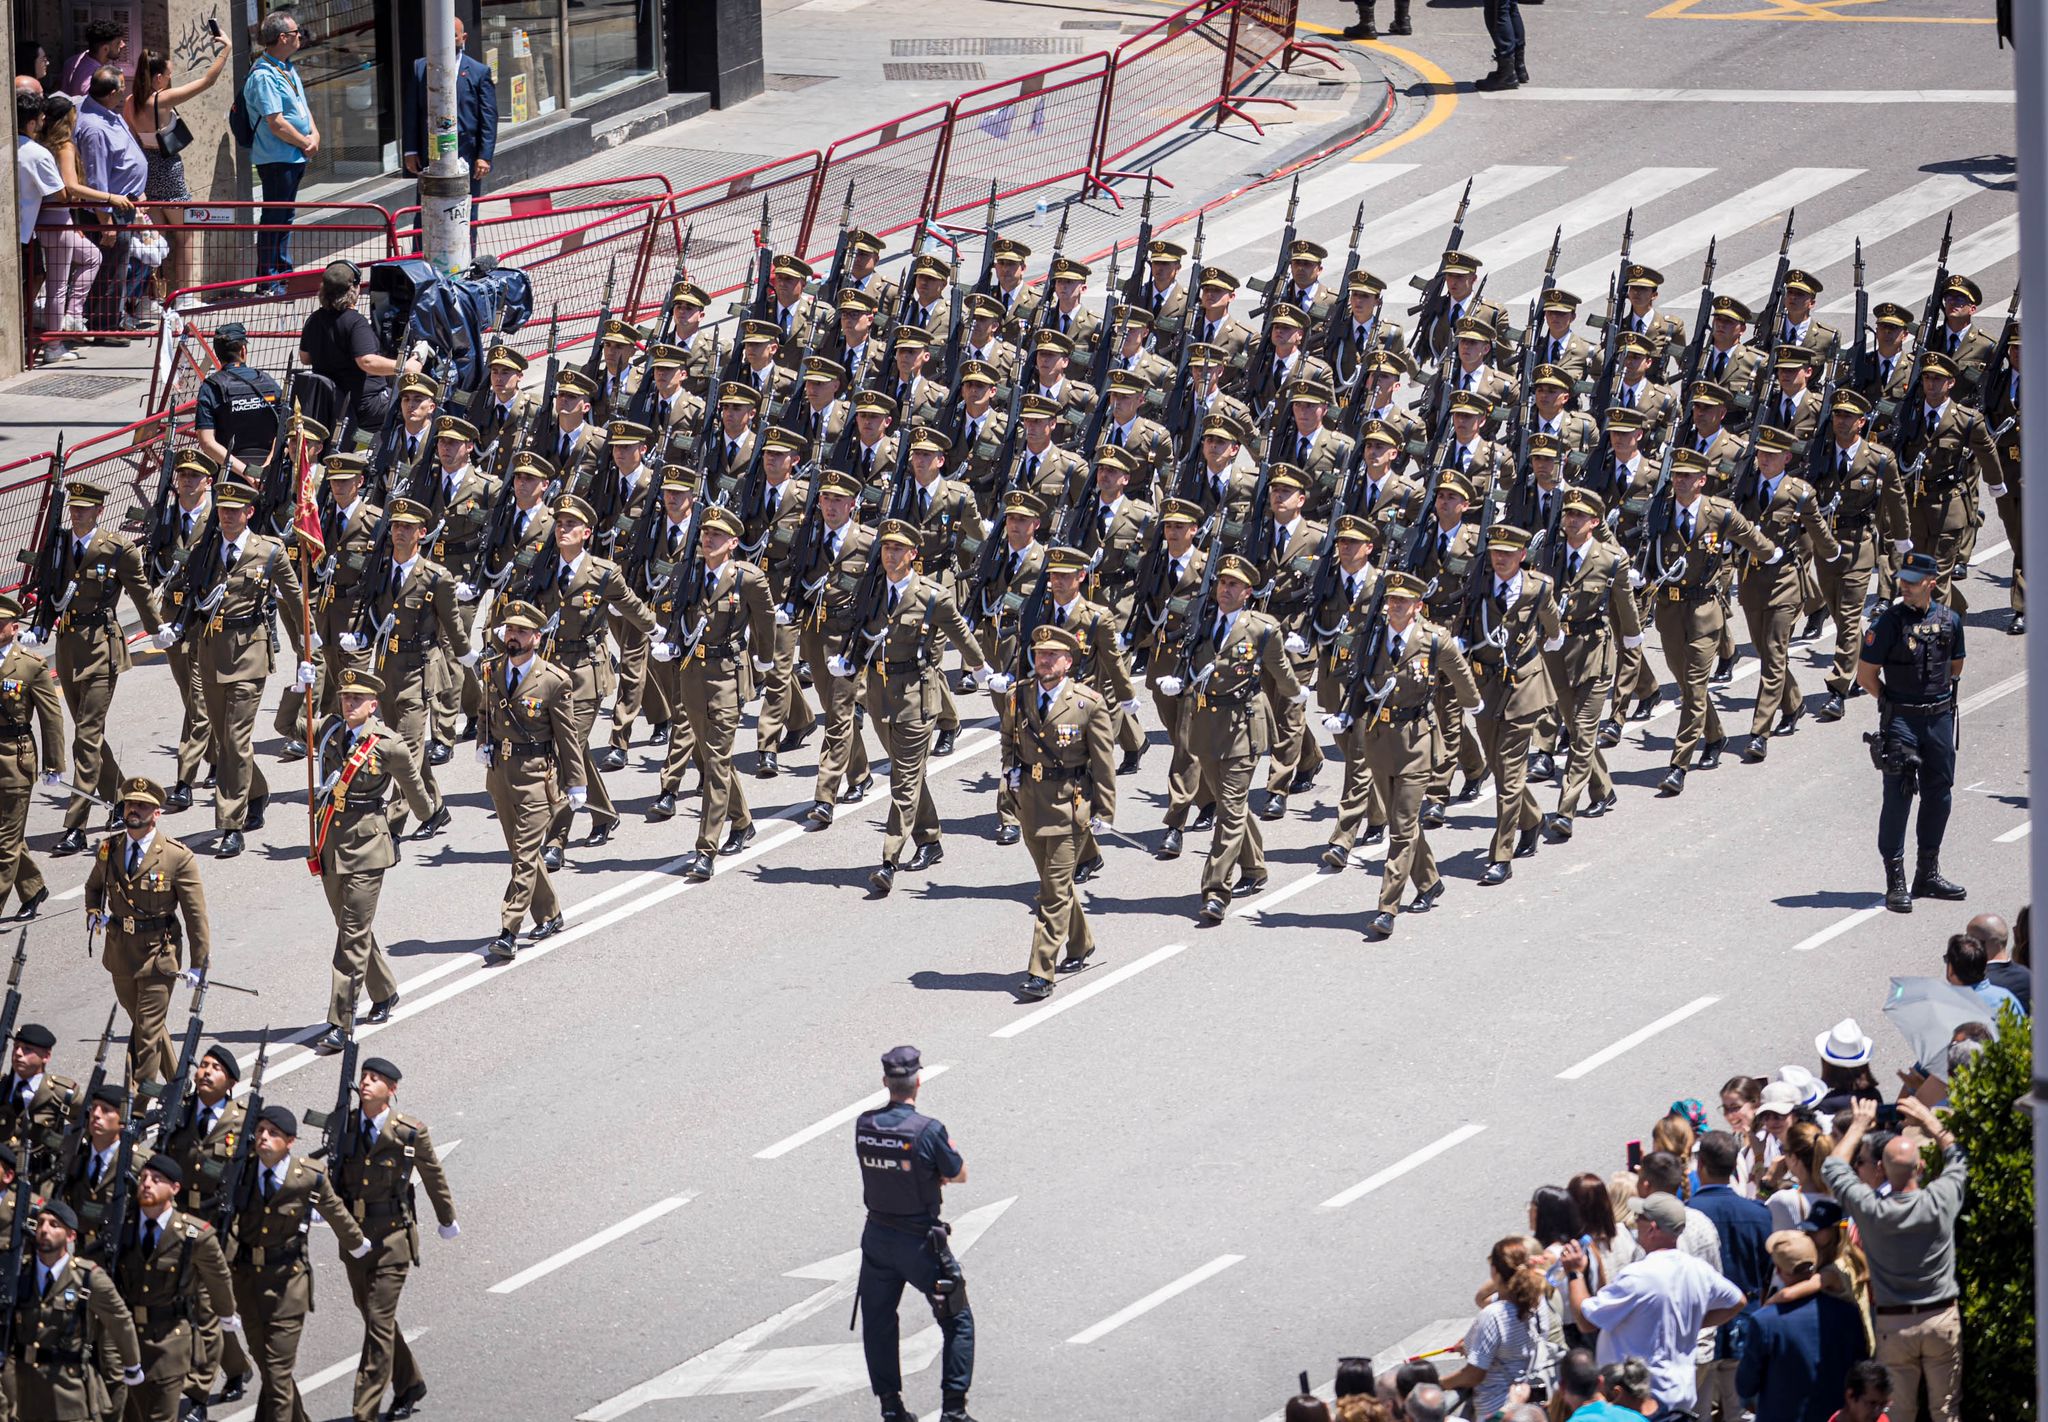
0;414;176;593
800;103;953;254
927;55;1116;225
1093;0;1239;174
658;152;824;312
0;452;59;592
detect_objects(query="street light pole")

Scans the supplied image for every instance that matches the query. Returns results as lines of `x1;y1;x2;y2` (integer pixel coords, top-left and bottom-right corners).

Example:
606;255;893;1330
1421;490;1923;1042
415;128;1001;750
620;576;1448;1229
420;0;472;275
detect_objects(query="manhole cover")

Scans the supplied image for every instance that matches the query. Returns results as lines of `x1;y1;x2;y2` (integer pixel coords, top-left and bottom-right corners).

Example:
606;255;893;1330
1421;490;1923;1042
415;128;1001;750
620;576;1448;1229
883;61;988;81
11;373;141;400
765;72;835;91
891;37;1084;55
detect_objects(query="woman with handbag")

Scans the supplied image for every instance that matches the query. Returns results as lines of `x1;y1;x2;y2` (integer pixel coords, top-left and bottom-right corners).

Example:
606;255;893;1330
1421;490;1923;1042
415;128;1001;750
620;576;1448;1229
124;38;227;306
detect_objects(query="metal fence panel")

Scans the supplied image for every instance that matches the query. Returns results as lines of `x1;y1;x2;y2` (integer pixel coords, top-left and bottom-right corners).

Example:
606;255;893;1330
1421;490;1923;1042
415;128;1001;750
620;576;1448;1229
929;55;1112;223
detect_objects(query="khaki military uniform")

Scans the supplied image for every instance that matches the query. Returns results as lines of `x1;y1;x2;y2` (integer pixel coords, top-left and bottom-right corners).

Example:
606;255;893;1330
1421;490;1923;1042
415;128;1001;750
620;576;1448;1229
1811;437;1905;696
1183;608;1301;905
1034;381;1098;450
1015;444;1088;513
84;830;209;1084
224;1152;366;1422
1931;323;1994;401
1075;497;1156;633
1608;378;1680;449
45;528;161;833
60;1141;126;1261
800;521;877;806
331;1113;453;1422
966;541;1043;836
1644;498;1776;767
1698;343;1767;414
1463;569;1562;864
1735;474;1840;736
356;557;461;834
952;408;1011;511
0;1072;78;1192
420;464;496;743
1984;365;2022;615
478;653;582;934
1324;317;1406;395
160;1096;247;1405
1244;352;1336;421
1897;397;2004;611
655;559;774;850
747;480;817;758
1310;566;1387;854
0;641;63;916
532;554;654;849
1004;676;1116;980
1097;417;1173;502
278;497;379;742
856;573;981;863
9;1252;140;1422
602;473;669;757
1415;523;1487;800
1041;595;1138;858
465;389;539;464
313;715;433;1030
1855;349;1919;416
1543;539;1642;821
1616;308;1687;381
1260;518;1328;800
1136;547;1208;830
1417;296;1507;368
542;424;609;502
1267;426;1355;520
188;534;305;832
1354;620;1481;914
901;475;980;738
112;1207;235;1422
156;502;214;790
1531;331;1597;385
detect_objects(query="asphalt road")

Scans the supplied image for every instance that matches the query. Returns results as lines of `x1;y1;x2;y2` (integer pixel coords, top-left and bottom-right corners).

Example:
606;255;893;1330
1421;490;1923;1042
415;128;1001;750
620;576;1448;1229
7;1;2030;1418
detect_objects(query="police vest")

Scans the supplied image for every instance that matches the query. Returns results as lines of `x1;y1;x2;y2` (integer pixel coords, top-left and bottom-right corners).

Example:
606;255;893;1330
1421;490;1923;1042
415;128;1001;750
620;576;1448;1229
1878;601;1960;703
854;1107;943;1220
209;367;282;456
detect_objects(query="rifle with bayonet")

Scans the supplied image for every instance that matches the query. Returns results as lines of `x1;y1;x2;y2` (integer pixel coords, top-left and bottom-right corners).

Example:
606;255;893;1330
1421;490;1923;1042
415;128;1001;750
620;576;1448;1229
525;305;563;460
144;975;208;1149
213;1030;268;1247
51;1007;115;1189
1407;177;1475;365
817;182;859;309
580;255;620;379
17;439;69;640
1668;243;1721;451
250;350;299;535
302;992;360;1164
1121;177;1157;308
1242;174;1303;412
1887;212;1955;499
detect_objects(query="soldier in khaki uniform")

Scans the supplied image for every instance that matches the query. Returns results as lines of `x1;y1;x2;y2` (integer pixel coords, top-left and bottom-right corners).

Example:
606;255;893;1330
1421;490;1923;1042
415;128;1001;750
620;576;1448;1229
898;429;979;755
1007;395;1085;510
1137;501;1210;858
1034;544;1139;876
1040;256;1100;356
1856;302;1920;412
1274;380;1356;522
1812;390;1905;721
538;369;609;497
1026;331;1098;446
1311;517;1387;868
330;1058;456;1422
0;1023;76;1189
735;320;796;409
1616;263;1688;381
1696;296;1767;419
177;480;309;857
820;292;884;393
1414;250;1507;367
1526;365;1601;459
0;593;65;919
1439;389;1514;508
10;1199;143;1421
649;507;775;879
836;229;899;331
1423;319;1518;435
1414;476;1486;821
1531;289;1597;383
765;255;821;365
596;420;667;769
745;432;817;772
1758;345;1824;444
418;415;495;753
989;236;1040;337
1896;350;2005;612
1607;334;1680;451
1255;468;1327;819
1326;572;1480;939
1095;371;1174;501
1931;274;1995;400
842;389;899;490
880;328;946;429
113;1152;239;1422
1131;239;1189;359
159;1045;249;1412
27;485;161;857
795;471;877;827
1642;450;1778;795
1189;267;1256;380
1734;426;1841;760
642;344;708;457
992;624;1117;1000
592;319;643;426
85;777;208;1084
1244;307;1336;420
1157;554;1305;922
1540;490;1642;837
59;1083;128;1259
275;448;377;753
1104;306;1176;394
843;519;990;894
1074;447;1156;650
225;1104;370;1422
1325;269;1406;395
465;345;538;460
309;669;436;1053
1460;525;1561;884
963;490;1045;846
152;454;220;810
478;601;584;960
1353;420;1425;538
949;362;1011;509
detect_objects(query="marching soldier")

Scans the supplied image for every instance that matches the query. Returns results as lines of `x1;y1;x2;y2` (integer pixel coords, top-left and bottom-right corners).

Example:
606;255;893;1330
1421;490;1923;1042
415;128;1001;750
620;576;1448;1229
1440;391;1513;508
1190;267;1255;377
1415;251;1506;367
1104;306;1175;392
1541;491;1642;839
59;1083;127;1257
0;1024;76;1186
388;373;441;477
648;506;775;880
627;470;700;816
1271;380;1354;518
538;369;608;493
1461;525;1561;885
419;416;493;753
1310;516;1387;868
112;1152;239;1422
898;429;979;755
795;470;878;827
466;345;538;457
222;1105;370;1422
1330;571;1481;939
152;453;219;811
1042;256;1101;355
26;485;161;858
178;480;310;858
643;344;708;454
990;237;1040;335
747;432;818;773
845;389;900;487
1075;447;1156;644
1682;382;1749;494
10;1199;142;1422
1157;554;1305;923
709;383;762;487
478;600;583;960
993;624;1116;1000
736;320;796;407
1759;345;1824;444
1325;269;1405;392
883;328;946;427
1858;302;1921;410
85;777;208;1085
837;228;900;321
1414;475;1486;821
592;319;642;423
899;253;952;334
1895;350;2005;612
1133;239;1189;350
1256;468;1327;820
329;1058;457;1422
841;519;990;894
1353;419;1425;541
1279;239;1341;341
160;1044;249;1412
1008;396;1084;509
1984;320;2022;634
1244;307;1333;418
1026;331;1097;440
1608;334;1679;449
1617;263;1688;380
1034;544;1140;875
468;451;556;618
275;448;376;755
671;283;720;396
1526;366;1601;461
596;421;667;770
1531;289;1596;382
1187;414;1259;522
957;296;1018;387
823;290;884;386
309;668;436;1052
966;490;1047;846
794;357;853;455
1137;500;1211;857
1931;275;1994;398
1426;320;1518;425
0;592;64;919
765;255;820;359
1812;390;1904;722
1697;297;1766;413
1733;426;1840;761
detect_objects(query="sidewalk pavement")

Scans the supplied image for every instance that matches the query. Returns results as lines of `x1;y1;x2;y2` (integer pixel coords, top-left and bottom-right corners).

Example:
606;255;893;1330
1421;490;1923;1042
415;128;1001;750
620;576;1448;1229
0;0;1394;470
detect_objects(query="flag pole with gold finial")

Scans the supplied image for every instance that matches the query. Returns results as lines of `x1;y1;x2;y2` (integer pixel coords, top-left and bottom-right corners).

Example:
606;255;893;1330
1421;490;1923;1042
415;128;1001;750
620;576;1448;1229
287;403;324;872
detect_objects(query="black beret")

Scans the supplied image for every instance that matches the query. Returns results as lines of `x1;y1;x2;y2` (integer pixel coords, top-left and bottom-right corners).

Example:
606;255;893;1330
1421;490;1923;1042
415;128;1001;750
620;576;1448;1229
0;1143;18;1173
41;1200;77;1231
361;1056;402;1084
143;1152;184;1185
257;1104;299;1137
202;1045;240;1082
89;1083;127;1109
14;1024;54;1050
881;1045;921;1079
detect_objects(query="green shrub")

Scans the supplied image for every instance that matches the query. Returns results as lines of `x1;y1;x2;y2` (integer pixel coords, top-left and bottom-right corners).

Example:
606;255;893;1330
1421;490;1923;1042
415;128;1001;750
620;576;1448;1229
1942;1002;2034;1422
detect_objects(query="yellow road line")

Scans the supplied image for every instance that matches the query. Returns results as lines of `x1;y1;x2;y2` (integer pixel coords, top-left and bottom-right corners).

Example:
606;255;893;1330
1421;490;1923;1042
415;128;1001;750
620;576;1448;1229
1650;0;1992;22
1343;41;1456;164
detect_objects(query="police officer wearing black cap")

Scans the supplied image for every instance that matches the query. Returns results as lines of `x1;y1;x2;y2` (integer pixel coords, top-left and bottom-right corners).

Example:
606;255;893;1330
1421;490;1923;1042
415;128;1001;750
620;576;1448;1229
854;1045;975;1422
0;1023;77;1184
191;324;283;482
114;1150;239;1422
11;1196;143;1421
1859;551;1968;914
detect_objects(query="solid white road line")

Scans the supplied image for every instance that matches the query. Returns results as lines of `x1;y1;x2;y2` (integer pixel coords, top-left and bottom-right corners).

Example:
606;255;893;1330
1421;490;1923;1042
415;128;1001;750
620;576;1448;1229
990;942;1188;1039
1318;1123;1487;1209
1066;1254;1246;1345
1201;164;1418;264
755;1063;954;1160
1468;168;1713;278
488;1193;699;1295
1556;996;1720;1080
217;1329;426;1422
1972;539;2012;566
1961;672;2027;716
1996;822;2032;844
1498;88;2013;104
1232;865;1349;919
1791;904;1885;953
1827;213;2021;314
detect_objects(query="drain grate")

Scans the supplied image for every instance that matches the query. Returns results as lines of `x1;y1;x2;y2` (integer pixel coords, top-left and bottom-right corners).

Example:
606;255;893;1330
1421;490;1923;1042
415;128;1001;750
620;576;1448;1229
891;37;1085;56
1253;79;1359;100
883;61;988;81
11;373;140;400
765;72;836;91
1059;19;1125;29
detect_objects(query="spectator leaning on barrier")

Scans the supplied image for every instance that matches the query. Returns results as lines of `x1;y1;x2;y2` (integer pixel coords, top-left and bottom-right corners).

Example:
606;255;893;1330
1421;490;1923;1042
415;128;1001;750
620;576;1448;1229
1820;1096;1964;1422
244;12;316;286
59;18;123;96
73;65;146;339
36;94;112;364
1966;911;2030;1011
125;38;228;305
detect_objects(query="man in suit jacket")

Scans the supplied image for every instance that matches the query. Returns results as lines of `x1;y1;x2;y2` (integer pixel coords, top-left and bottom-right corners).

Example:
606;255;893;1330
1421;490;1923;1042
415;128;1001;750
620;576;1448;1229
402;19;498;195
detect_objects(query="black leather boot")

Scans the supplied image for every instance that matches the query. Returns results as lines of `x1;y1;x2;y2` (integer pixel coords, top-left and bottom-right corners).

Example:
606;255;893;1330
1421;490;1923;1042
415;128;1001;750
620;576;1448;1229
1912;853;1966;901
1884;857;1913;913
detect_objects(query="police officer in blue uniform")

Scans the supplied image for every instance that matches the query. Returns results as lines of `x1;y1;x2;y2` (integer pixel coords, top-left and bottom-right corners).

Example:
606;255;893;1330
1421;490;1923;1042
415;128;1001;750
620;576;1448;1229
191;324;284;482
854;1045;975;1422
1858;552;1967;914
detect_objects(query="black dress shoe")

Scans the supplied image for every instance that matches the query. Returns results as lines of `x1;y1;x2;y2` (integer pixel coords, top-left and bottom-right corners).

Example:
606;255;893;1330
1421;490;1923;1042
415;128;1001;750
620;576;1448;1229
2010;612;2026;636
1659;766;1687;796
649;792;677;821
685;852;713;882
805;802;834;829
1630;690;1662;721
993;823;1020;846
165;782;193;812
1287;768;1318;794
1528;751;1555;783
364;993;399;1024
486;932;519;961
51;828;86;857
530;915;565;940
427;740;452;766
1480;861;1513;886
1366;910;1395;938
1778;700;1805;735
542;845;565;871
905;841;943;872
1408;881;1444;913
1198;895;1227;923
1596;718;1623;748
839;776;874;804
215;1374;249;1404
1117;746;1146;776
1018;975;1054;1000
585;819;615;848
311;1027;348;1055
277;739;307;763
1542;813;1573;842
14;887;47;919
722;824;758;856
756;752;780;779
1158;826;1183;859
1455;773;1486;803
797;660;814;688
1233;870;1269;896
1800;610;1827;640
1420;799;1447;828
1816;694;1846;722
1699;735;1727;770
215;831;244;859
869;862;896;895
779;724;814;752
1711;654;1736;684
1321;844;1349;871
177;1396;207;1421
388;1381;428;1419
246;795;267;831
458;716;478;743
933;728;958;757
1258;793;1287;822
594;746;627;773
1361;822;1386;846
648;721;670;743
1056;954;1090;974
413;805;451;839
1192;804;1216;831
1588;791;1619;814
1074;854;1104;883
1514;826;1540;859
201;770;217;789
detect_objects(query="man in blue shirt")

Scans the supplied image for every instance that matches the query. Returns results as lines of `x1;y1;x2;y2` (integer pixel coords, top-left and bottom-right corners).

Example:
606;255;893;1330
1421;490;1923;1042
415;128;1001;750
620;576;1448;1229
402;18;498;199
1737;1232;1868;1421
242;12;319;283
74;67;146;339
1689;1130;1776;1420
1945;931;2025;1017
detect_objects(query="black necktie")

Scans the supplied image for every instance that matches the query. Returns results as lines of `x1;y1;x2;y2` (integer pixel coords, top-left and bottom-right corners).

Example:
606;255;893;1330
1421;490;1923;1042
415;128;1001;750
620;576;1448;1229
10;1079;27;1115
1276;526;1290;556
1343;574;1357;604
1054;604;1066;626
38;1268;49;1298
262;1169;277;1201
1213;616;1226;649
887;586;900;615
1494;580;1510;611
1006;550;1020;579
507;664;521;696
1022;454;1038;484
1680;509;1695;542
1037;690;1050;720
406;437;417;462
666;525;682;557
89;1154;102;1187
180;511;192;540
1111;426;1124;448
766;487;780;518
918;488;930;519
1538;492;1551;525
657;400;670;425
1567;550;1580;581
1296;434;1310;464
142;1219;158;1254
1365;482;1379;514
125;841;140;877
1710;351;1726;379
1620;386;1634;409
1168;558;1181;583
1354;324;1367;350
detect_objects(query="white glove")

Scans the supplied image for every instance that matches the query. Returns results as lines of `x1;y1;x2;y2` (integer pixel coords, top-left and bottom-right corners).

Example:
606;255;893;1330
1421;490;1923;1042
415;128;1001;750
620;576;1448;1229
1005;767;1021;789
350;1238;373;1258
606;604;622;616
567;786;588;810
39;770;59;786
1283;632;1309;656
438;1221;460;1240
1893;540;1913;557
410;338;433;363
1987;483;2008;498
826;654;853;679
752;655;774;673
1621;633;1644;650
981;518;995;537
309;628;325;652
1765;546;1784;565
295;661;316;689
221;1313;244;1335
474;744;491;765
983;672;1015;694
122;1365;145;1387
1542;633;1565;653
16;629;38;649
1628;567;1645;590
1157;675;1184;697
338;632;365;653
1118;698;1140;715
1088;816;1109;833
151;626;178;650
456;581;480;604
650;641;678;663
1290;686;1312;706
972;664;998;688
457;648;482;669
774;606;793;626
1321;712;1351;734
179;968;202;989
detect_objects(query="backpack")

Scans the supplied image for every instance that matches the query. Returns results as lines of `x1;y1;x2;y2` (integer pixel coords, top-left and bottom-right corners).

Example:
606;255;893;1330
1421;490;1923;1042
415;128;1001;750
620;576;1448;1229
228;84;256;148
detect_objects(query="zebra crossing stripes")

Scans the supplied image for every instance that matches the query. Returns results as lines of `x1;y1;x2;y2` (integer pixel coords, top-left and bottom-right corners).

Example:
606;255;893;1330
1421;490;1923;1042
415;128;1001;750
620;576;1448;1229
1466;168;1714;280
1822;212;2021;314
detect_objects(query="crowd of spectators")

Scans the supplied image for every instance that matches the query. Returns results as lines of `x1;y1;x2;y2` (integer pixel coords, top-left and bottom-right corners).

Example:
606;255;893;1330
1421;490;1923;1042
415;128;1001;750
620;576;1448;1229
1279;907;2025;1422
